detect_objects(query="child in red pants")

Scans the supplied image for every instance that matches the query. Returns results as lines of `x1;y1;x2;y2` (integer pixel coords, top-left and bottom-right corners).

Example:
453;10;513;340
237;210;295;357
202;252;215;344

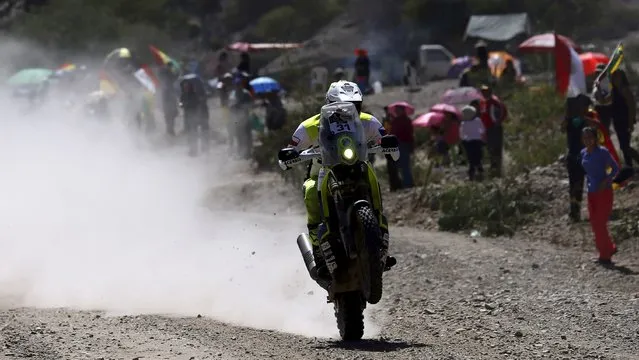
580;127;620;264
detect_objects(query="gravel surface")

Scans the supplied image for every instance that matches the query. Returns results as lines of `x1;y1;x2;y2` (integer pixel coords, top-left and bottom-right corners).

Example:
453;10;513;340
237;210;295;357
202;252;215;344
2;79;639;360
2;224;638;359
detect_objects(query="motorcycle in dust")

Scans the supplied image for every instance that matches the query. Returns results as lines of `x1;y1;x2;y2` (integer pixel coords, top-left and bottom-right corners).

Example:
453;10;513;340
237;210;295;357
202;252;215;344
278;102;400;341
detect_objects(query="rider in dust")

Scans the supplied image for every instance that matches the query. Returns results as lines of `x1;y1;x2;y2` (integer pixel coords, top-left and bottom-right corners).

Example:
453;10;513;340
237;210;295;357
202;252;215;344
287;80;397;284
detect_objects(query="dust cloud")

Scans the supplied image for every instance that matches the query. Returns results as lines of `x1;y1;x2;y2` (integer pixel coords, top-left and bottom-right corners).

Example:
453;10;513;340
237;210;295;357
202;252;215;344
0;45;380;338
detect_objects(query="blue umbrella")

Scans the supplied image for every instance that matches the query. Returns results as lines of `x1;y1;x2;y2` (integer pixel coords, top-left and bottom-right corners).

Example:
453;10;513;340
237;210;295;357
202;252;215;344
249;76;280;94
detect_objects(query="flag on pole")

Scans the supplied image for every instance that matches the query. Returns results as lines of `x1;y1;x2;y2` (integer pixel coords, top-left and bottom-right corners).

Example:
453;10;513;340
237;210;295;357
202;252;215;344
149;45;181;74
592;43;624;105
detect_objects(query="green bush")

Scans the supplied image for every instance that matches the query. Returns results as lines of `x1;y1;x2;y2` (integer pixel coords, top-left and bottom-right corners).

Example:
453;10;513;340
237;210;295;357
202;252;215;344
504;85;565;174
436;178;544;236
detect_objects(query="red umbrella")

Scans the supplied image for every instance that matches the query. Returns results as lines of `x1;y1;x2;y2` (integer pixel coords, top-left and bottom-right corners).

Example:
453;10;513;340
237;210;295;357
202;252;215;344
518;33;581;53
580;52;610;76
430;103;462;120
387;101;415;117
413;112;445;128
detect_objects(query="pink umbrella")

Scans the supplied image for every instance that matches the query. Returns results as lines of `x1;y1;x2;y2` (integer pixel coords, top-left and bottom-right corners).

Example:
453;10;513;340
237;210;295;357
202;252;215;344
440;87;482;105
413;112;445;128
430;103;462;120
387;101;415;117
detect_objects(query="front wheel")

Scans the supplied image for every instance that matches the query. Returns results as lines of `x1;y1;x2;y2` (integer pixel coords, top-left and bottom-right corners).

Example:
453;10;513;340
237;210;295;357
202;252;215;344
355;206;384;305
334;291;365;341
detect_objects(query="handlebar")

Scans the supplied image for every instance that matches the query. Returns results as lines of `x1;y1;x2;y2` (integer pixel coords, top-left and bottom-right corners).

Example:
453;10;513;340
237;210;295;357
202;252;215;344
279;145;400;171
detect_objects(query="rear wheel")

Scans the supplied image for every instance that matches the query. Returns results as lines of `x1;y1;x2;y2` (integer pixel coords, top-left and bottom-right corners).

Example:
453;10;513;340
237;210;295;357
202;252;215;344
355;206;384;304
334;291;365;341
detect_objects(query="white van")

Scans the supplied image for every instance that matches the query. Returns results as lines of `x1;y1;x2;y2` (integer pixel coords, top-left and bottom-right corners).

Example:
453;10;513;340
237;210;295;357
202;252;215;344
419;44;455;80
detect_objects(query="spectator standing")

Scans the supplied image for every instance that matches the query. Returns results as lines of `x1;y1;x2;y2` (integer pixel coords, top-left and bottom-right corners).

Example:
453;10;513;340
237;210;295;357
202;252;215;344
499;59;518;98
230;72;254;159
580;127;619;265
593;64;613;130
460;105;486;181
479;84;507;177
610;69;639;168
158;63;179;136
180;74;210;156
333;67;346;82
563;94;590;222
382;106;402;191
237;52;251;74
429;121;450;167
403;59;419;88
215;52;231;79
459;41;495;89
264;90;286;131
389;105;415;188
353;48;371;94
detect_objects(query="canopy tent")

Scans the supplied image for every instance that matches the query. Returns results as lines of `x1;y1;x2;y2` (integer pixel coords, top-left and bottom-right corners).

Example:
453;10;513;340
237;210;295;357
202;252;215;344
464;13;531;42
518;33;585;97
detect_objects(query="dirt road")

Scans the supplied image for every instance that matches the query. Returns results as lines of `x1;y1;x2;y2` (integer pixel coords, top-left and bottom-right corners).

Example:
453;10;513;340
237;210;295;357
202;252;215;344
2;223;638;360
2;99;639;359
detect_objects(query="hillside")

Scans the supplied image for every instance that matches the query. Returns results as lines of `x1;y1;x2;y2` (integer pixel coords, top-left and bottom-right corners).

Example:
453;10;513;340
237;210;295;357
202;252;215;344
3;0;639;59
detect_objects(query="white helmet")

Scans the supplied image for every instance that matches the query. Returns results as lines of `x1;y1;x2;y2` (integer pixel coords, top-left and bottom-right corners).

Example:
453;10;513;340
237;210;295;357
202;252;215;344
325;81;363;112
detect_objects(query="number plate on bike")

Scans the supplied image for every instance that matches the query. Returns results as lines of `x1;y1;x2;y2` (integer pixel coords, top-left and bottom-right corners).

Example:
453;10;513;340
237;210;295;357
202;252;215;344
329;120;355;134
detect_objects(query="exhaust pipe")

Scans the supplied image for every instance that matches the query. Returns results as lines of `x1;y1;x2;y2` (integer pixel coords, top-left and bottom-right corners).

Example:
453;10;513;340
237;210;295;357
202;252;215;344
297;233;330;290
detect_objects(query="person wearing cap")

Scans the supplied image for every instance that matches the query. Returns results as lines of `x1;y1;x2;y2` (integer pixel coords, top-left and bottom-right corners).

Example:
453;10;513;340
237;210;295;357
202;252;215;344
478;84;507;177
353;48;371;94
580;126;619;265
459;41;496;89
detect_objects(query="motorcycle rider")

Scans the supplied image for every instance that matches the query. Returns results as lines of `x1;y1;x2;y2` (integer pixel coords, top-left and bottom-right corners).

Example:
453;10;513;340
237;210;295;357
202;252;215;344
287;80;397;282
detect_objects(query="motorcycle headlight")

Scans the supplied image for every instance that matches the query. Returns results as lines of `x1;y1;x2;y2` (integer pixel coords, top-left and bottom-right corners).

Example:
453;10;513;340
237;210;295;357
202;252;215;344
337;135;358;164
342;148;354;160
